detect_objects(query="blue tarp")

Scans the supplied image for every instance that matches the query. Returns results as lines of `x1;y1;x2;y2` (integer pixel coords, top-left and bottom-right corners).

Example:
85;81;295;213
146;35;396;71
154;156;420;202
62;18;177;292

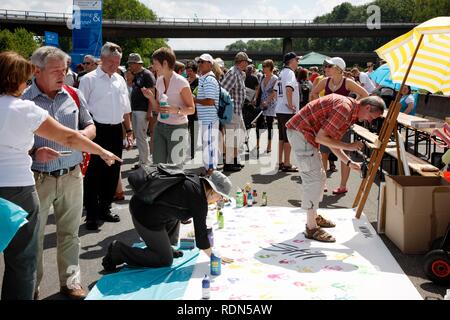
86;244;200;300
0;197;28;253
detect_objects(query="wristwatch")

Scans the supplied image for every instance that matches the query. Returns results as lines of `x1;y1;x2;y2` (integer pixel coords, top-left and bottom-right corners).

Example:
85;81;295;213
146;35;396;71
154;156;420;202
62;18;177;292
126;129;133;134
346;160;352;166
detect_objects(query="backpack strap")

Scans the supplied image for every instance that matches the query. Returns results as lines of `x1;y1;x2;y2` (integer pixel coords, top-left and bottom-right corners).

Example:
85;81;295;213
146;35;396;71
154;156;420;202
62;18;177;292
62;84;80;108
205;74;221;112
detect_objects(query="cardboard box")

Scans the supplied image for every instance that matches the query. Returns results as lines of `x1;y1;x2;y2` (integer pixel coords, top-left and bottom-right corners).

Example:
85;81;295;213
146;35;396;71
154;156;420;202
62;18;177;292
385;176;450;254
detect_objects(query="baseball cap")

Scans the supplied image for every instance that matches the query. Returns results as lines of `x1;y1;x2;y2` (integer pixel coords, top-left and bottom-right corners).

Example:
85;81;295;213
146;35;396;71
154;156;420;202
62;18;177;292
200;171;233;199
283;52;300;64
196;53;214;64
235;52;252;63
324;57;346;71
127;53;144;64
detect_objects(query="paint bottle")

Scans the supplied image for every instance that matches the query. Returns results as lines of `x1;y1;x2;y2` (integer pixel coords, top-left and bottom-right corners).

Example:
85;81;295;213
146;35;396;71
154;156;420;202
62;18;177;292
218;211;224;229
261;192;267;206
252;189;258;204
210;251;221;276
236;188;244;208
202;274;210;299
243;192;247;206
159;93;169;119
207;227;214;247
247;192;253;207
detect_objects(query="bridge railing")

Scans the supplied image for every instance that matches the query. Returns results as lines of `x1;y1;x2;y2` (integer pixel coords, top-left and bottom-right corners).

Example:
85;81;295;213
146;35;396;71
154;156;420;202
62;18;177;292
0;9;419;27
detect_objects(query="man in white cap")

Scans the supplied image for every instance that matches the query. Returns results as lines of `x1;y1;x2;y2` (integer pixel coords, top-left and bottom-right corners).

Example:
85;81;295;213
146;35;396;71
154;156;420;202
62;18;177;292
127;53;156;169
221;51;252;171
193;53;221;175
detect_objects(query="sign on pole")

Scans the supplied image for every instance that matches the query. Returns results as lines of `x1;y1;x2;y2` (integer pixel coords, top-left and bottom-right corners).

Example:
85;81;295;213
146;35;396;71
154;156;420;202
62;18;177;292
71;0;103;67
44;31;59;47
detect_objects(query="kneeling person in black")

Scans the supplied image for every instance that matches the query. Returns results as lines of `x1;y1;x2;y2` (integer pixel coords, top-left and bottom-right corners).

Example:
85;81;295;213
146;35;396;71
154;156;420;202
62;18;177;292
102;171;234;270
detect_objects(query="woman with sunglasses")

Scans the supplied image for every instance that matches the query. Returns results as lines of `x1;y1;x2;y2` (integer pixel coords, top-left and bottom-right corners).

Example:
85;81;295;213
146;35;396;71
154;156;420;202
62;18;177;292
310;57;369;195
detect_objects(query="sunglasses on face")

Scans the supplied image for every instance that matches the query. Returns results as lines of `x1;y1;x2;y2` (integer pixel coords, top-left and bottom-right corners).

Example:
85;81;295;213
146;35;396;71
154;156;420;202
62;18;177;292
108;45;122;54
323;64;334;69
82;62;92;65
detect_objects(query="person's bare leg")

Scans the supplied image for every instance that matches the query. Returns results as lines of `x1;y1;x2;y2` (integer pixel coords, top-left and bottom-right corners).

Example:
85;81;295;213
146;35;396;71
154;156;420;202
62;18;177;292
306;209;318;230
339;161;350;189
283;142;292;167
278;141;284;167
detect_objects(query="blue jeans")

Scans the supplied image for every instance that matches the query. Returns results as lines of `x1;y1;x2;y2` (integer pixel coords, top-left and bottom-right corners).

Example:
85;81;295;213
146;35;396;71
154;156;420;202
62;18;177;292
0;185;40;300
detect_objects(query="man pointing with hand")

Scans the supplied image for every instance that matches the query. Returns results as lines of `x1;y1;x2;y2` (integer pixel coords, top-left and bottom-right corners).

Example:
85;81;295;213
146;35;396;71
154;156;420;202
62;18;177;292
286;94;385;242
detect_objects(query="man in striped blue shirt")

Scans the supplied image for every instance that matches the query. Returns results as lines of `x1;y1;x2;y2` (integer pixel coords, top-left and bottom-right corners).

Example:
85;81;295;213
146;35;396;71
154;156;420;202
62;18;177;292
22;47;95;300
194;54;220;175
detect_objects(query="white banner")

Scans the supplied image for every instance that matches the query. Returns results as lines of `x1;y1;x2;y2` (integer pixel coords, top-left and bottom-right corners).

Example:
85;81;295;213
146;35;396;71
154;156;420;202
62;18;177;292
74;0;102;11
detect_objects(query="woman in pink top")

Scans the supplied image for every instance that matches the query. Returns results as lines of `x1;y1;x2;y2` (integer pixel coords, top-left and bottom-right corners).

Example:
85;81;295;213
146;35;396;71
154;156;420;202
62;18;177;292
142;48;195;165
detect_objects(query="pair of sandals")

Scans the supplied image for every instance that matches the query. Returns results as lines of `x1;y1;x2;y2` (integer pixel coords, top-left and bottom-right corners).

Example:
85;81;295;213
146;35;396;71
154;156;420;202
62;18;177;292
278;162;299;172
304;215;336;243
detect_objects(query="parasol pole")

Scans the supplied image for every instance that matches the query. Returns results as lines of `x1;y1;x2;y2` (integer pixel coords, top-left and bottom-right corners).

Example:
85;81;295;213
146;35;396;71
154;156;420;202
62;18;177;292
353;34;424;219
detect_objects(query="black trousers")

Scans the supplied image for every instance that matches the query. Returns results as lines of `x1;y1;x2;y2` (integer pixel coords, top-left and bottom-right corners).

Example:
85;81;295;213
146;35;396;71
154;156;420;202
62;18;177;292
256;115;275;141
84;122;123;221
110;216;180;268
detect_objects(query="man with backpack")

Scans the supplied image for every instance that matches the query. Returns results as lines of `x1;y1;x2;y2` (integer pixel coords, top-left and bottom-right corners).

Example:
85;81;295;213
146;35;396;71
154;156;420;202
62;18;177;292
193;53;221;175
101;168;234;270
221;52;252;172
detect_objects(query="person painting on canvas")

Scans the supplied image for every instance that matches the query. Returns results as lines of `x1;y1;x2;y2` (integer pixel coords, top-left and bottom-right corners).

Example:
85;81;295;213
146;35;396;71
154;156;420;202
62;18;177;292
285;94;385;242
101;171;234;271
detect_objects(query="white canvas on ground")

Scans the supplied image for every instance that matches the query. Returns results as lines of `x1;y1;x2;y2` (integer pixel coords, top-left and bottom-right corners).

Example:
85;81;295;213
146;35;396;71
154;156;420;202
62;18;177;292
183;206;422;300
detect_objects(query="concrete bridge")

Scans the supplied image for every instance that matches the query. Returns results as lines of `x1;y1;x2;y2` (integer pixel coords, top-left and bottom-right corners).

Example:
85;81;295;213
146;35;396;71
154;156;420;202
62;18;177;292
0;9;418;39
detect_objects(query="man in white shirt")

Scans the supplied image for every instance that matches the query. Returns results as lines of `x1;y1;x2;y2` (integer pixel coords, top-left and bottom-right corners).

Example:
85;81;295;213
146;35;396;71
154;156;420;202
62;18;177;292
79;42;133;231
274;52;300;172
351;68;376;94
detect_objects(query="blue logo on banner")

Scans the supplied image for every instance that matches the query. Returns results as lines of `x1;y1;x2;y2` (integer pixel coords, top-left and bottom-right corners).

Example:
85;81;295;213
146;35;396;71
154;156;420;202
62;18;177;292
72;1;103;59
45;31;59;47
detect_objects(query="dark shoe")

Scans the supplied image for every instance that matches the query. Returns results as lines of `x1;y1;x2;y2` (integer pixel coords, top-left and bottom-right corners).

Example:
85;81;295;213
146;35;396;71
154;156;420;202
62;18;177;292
86;220;99;231
172;249;184;258
34;286;40;300
223;164;241;172
282;164;299;172
99;211;120;222
102;241;117;272
180;219;192;224
60;284;87;300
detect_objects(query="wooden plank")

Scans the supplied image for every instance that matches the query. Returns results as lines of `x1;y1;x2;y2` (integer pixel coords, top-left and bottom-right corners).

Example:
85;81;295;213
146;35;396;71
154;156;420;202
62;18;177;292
385;148;440;176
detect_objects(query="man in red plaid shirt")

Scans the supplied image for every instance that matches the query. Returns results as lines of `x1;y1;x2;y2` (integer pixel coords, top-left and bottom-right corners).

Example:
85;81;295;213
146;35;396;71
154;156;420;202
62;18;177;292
286;94;385;242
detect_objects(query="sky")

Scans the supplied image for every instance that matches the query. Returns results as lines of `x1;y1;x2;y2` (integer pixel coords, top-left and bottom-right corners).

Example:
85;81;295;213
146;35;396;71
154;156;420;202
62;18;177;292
2;0;373;49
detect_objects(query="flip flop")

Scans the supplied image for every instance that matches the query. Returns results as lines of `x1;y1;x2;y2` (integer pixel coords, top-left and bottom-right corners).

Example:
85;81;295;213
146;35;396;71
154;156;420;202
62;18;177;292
332;187;348;195
282;165;299;172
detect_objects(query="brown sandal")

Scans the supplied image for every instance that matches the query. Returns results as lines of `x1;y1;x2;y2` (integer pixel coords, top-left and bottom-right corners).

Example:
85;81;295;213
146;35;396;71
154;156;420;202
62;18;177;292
316;215;336;228
304;226;336;242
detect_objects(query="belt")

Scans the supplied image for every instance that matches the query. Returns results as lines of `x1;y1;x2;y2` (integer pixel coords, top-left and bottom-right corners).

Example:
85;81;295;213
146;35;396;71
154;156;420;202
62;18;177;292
33;166;77;178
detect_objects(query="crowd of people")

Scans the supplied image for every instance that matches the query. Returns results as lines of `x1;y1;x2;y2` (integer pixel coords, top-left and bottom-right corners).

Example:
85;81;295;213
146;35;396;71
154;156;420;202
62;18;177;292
2;41;409;300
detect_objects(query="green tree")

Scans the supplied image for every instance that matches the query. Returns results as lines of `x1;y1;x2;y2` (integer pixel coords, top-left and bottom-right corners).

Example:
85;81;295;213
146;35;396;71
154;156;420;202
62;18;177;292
225;40;247;51
102;0;167;66
0;28;39;58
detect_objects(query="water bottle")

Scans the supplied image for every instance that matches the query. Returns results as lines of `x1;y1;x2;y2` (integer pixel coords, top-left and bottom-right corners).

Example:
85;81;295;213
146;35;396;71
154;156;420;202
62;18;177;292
218;211;224;229
159;93;169;120
247;192;253;207
236;188;244;208
202;274;210;299
252;189;258;204
262;192;267;206
210;251;221;276
207;227;214;247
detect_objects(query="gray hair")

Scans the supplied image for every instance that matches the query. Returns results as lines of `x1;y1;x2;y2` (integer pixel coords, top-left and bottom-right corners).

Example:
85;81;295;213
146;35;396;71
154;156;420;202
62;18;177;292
83;54;95;62
30;46;68;69
359;96;386;113
101;42;122;58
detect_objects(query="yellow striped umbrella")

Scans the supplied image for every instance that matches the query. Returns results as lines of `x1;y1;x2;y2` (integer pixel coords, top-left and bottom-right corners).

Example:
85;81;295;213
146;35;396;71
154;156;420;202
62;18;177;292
376;16;450;95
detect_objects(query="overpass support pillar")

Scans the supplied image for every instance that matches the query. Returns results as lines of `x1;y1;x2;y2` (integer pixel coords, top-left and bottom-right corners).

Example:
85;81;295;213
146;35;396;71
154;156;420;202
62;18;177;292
282;37;293;55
